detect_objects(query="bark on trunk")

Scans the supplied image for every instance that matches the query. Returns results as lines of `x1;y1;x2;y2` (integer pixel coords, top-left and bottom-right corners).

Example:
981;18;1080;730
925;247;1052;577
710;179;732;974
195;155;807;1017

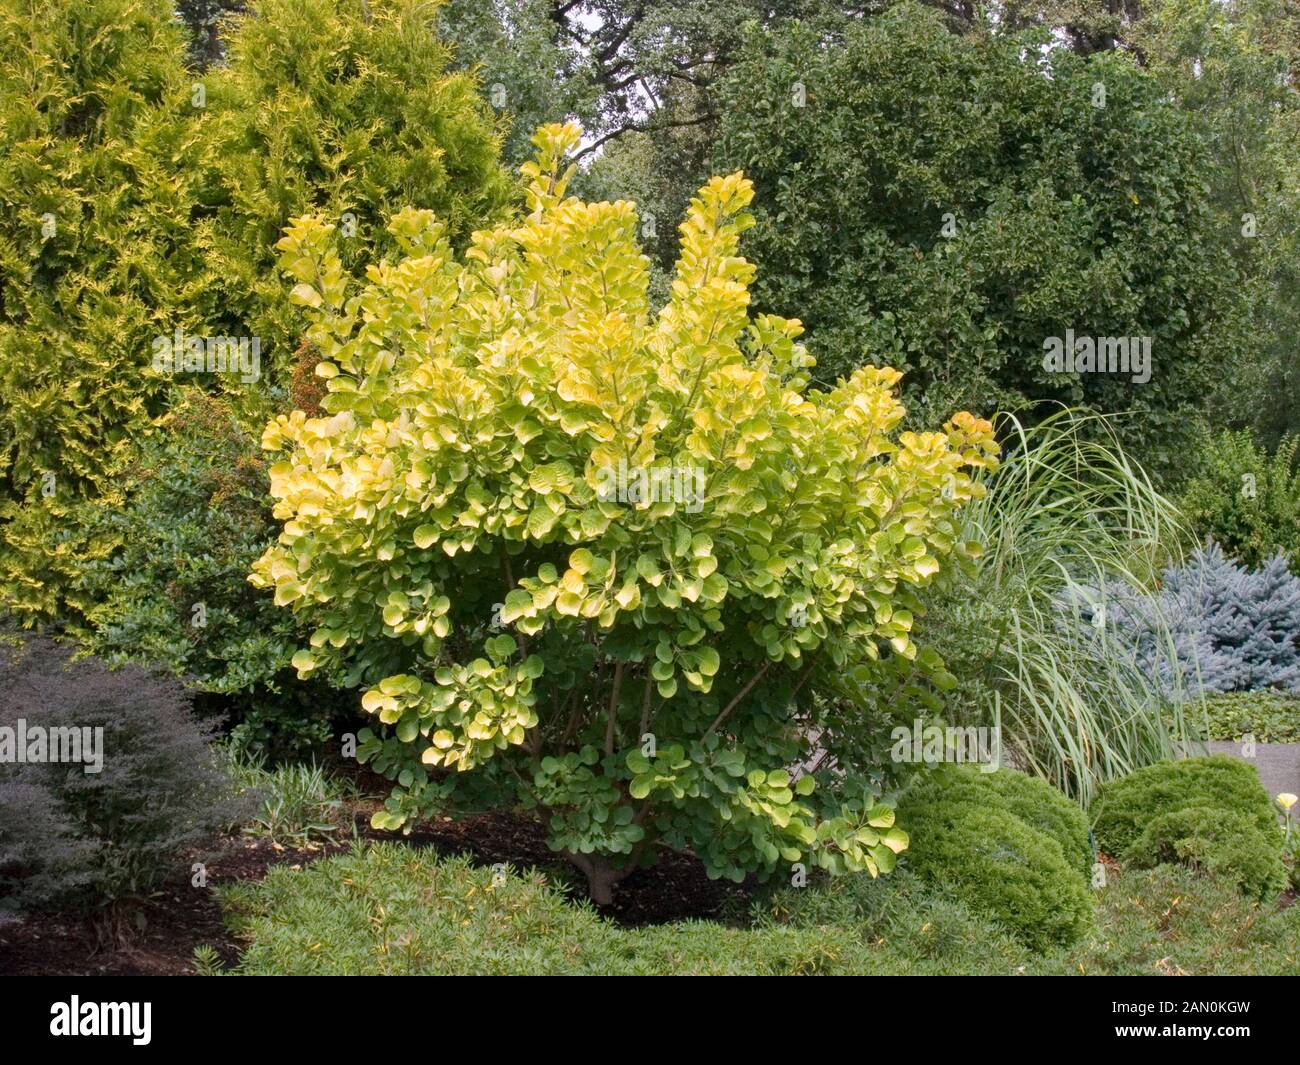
563;850;625;906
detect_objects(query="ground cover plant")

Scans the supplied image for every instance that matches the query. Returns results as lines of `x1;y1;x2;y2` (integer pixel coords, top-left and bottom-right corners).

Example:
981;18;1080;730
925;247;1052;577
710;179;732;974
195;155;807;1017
1193;691;1300;744
208;838;1300;975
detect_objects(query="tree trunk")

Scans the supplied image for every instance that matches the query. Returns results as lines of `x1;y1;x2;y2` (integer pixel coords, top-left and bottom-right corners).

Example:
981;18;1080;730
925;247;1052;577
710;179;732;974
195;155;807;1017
563;850;625;906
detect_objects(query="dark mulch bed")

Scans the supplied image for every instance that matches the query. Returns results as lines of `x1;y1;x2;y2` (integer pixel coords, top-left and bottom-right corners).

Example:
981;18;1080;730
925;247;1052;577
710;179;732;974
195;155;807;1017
392;808;755;926
0;837;340;976
0;807;753;976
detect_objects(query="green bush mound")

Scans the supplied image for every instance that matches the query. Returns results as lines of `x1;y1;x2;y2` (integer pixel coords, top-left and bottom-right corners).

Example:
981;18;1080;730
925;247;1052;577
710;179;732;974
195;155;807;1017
901;764;1092;875
982;769;1093;875
1196;691;1300;744
1119;806;1287;902
892;781;1093;951
1093;756;1281;860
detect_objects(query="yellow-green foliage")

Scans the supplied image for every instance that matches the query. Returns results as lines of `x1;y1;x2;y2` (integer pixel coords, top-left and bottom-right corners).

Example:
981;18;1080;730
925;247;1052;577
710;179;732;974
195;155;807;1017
194;0;515;373
0;0;513;623
253;123;998;896
219;845;1300;974
0;0;209;618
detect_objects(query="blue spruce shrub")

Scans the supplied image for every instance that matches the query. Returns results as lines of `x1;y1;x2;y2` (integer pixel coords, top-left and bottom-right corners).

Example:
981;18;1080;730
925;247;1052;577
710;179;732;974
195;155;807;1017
1063;542;1300;698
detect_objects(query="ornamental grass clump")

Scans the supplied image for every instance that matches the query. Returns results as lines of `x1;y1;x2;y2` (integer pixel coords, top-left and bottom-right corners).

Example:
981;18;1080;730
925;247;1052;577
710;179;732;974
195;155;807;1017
253;124;998;903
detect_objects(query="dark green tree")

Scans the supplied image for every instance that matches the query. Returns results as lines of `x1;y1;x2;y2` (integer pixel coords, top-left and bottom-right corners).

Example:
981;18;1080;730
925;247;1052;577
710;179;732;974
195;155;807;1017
711;5;1252;469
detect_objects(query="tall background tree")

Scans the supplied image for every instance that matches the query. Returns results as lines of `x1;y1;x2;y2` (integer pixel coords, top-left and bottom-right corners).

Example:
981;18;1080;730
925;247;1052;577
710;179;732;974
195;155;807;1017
0;0;516;633
710;5;1251;471
0;0;213;618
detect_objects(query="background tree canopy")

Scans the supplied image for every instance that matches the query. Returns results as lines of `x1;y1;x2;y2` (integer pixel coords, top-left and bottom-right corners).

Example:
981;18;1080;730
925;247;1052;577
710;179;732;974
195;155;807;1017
710;5;1251;469
0;0;514;621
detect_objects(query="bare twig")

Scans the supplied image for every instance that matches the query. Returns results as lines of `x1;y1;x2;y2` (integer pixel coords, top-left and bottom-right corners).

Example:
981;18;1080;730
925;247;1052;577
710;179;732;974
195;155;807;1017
705;661;773;738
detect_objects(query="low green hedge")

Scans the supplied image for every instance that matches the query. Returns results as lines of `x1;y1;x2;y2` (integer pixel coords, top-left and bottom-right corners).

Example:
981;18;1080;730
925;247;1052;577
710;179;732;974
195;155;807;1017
1093;755;1288;901
890;765;1094;950
216;842;1028;976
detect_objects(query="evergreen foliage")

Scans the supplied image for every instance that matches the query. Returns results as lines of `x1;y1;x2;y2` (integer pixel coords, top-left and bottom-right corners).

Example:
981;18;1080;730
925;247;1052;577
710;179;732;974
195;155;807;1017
1094;755;1281;859
0;0;514;625
895;765;1094;950
1071;542;1300;697
1180;429;1300;569
1120;804;1287;902
0;0;213;619
75;393;350;759
0;635;250;932
711;5;1251;470
196;0;516;379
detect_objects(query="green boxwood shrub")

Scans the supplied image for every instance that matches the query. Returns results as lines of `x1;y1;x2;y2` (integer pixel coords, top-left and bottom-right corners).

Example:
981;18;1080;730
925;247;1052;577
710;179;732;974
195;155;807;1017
219;841;1034;975
214;842;1300;974
902;764;1092;875
1120;805;1286;902
1093;755;1281;860
895;769;1093;951
981;768;1094;875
